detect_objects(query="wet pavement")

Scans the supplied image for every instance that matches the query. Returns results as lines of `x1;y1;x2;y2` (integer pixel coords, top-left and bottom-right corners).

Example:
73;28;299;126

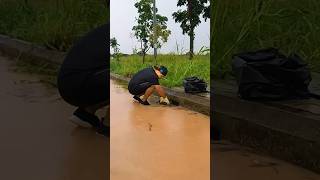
212;141;320;180
0;56;108;180
110;80;210;180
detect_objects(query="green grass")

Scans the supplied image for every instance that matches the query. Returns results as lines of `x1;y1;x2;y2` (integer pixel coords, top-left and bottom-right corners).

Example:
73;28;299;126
0;0;108;51
0;0;108;85
111;55;210;88
212;0;320;79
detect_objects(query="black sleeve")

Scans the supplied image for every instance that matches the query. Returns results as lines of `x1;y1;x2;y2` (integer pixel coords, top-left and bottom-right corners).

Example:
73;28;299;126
60;24;109;72
148;76;159;85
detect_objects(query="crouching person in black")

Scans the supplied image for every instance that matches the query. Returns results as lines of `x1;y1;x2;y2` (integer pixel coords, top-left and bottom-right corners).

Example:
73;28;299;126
57;24;109;137
128;66;170;105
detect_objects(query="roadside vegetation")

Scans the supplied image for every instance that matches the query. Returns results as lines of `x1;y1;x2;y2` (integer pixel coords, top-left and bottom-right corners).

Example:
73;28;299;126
212;0;320;79
111;0;210;88
111;54;210;88
0;0;211;88
0;0;107;86
0;0;108;51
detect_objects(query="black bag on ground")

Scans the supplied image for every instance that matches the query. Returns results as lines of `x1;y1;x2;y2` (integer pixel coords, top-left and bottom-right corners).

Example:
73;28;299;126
232;48;312;100
183;76;208;93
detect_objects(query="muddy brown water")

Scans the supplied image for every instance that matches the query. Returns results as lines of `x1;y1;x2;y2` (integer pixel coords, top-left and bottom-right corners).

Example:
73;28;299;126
0;57;108;180
109;79;320;180
2;54;318;180
110;80;210;180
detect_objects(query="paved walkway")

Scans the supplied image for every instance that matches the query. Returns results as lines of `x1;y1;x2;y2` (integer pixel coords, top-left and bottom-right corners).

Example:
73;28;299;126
0;56;108;180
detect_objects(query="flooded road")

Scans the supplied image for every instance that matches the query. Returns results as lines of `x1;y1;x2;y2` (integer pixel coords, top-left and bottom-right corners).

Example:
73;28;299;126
110;80;210;180
3;54;317;180
212;141;320;180
0;56;108;180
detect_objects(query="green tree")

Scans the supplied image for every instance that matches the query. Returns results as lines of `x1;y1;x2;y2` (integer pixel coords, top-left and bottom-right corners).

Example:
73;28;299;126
133;0;171;63
110;37;120;61
173;0;210;60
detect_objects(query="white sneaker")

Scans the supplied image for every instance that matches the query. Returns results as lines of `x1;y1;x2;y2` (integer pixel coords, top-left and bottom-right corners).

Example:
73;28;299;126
159;96;170;105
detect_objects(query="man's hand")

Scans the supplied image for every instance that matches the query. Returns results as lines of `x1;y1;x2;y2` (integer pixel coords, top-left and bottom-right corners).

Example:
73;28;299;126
159;96;170;105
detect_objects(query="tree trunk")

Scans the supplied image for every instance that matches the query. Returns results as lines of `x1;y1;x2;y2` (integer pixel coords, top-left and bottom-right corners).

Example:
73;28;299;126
140;40;144;63
187;0;194;60
116;47;120;61
142;41;148;64
143;52;145;64
189;28;194;60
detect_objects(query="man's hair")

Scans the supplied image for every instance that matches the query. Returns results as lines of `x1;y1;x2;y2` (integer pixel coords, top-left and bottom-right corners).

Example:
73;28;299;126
153;66;160;70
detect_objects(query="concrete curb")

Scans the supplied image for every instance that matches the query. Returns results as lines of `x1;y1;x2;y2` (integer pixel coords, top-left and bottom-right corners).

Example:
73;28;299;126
0;34;65;64
110;73;210;116
0;34;210;116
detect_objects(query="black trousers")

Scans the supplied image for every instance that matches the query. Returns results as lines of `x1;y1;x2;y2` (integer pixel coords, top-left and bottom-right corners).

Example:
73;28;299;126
58;68;109;108
128;82;153;96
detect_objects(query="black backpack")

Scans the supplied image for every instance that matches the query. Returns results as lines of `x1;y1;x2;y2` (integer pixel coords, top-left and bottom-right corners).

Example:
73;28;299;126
232;48;313;100
183;76;208;93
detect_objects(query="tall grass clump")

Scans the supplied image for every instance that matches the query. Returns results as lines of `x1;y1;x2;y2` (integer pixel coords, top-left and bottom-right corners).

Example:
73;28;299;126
0;0;108;51
212;0;320;79
111;55;210;88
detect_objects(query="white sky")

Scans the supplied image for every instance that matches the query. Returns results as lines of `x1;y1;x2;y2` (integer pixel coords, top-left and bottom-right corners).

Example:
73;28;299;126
110;0;210;54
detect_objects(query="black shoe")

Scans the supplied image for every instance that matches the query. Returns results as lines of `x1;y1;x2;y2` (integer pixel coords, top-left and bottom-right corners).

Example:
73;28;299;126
140;100;150;105
96;118;109;137
133;95;144;103
71;108;100;128
133;95;150;105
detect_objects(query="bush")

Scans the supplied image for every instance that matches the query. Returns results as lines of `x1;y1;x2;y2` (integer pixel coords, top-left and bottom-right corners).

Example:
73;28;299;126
111;55;210;88
212;0;320;78
0;0;108;51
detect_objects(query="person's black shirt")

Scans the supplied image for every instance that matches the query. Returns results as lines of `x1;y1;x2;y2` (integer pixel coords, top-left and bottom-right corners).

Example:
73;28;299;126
128;67;159;88
59;24;109;77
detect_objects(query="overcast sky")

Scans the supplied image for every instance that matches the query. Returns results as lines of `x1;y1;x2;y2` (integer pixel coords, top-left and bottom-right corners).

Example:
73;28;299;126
110;0;210;54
